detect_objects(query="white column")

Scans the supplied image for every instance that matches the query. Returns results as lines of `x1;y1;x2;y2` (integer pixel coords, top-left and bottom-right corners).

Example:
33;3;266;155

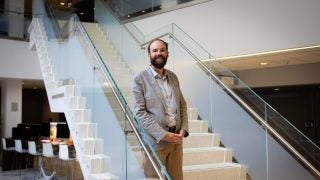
1;79;22;138
4;0;25;38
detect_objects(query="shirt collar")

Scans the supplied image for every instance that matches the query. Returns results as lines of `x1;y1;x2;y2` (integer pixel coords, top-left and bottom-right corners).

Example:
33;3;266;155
149;66;167;79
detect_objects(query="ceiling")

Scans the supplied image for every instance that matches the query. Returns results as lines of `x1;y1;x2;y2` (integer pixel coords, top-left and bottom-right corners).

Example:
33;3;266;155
215;45;320;71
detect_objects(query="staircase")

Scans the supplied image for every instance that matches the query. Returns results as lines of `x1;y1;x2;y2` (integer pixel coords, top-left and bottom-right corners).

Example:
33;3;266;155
30;18;118;180
83;22;248;180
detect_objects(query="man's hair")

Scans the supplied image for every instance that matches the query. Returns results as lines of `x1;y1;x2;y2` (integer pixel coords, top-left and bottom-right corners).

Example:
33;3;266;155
147;39;168;53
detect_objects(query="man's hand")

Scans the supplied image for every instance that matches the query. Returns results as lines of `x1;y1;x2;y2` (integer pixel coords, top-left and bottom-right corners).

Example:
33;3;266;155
163;131;184;144
179;129;186;137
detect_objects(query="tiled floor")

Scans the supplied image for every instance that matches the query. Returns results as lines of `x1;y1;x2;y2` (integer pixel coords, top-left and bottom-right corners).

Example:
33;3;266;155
0;167;42;180
0;167;73;180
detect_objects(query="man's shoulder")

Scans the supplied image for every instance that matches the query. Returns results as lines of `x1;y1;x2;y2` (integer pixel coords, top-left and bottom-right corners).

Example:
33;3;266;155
165;69;178;78
133;68;150;79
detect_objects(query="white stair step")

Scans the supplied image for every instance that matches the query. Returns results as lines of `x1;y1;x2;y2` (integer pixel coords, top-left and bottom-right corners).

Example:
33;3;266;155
82;154;110;174
183;163;247;180
183;133;220;148
183;147;233;165
82;22;99;28
46;80;63;89
96;44;117;54
187;108;198;120
188;120;208;133
110;67;132;74
64;96;86;109
79;138;104;155
68;109;91;123
127;134;140;147
73;122;96;138
88;172;119;180
43;71;56;82
118;120;133;131
104;60;128;69
64;85;82;97
42;65;54;74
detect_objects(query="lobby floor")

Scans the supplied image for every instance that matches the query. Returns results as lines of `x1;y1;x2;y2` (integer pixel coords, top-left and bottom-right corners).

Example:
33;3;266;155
0;167;78;180
0;167;42;180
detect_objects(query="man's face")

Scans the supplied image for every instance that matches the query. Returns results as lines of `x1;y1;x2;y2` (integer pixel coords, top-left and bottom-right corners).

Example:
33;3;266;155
149;40;169;69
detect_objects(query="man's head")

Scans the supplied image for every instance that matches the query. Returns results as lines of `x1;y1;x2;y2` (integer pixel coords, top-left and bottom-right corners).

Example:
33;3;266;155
148;39;169;69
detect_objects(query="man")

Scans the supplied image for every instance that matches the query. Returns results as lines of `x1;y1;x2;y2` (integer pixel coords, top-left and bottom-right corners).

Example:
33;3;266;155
131;39;189;179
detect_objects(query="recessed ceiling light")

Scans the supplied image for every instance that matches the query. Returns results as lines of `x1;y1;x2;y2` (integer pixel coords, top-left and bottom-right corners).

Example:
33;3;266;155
80;12;84;15
274;88;280;91
260;62;268;66
60;2;65;6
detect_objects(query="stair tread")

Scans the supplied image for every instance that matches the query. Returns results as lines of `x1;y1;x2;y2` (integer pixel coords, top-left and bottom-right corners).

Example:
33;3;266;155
83;154;108;158
90;172;118;179
184;147;229;152
189;133;217;136
79;137;103;140
184;162;242;171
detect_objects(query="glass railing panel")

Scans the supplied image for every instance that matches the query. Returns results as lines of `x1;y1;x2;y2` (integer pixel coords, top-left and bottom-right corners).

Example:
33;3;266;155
37;0;170;178
95;0;320;178
210;74;268;179
266;104;320;174
104;0;161;21
210;60;268;120
95;0;146;73
169;35;317;179
123;23;145;45
0;11;32;39
104;0;211;22
35;2;147;180
85;5;170;179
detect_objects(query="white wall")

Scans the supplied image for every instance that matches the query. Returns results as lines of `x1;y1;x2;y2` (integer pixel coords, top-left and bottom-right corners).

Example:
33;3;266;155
133;0;320;58
0;38;42;80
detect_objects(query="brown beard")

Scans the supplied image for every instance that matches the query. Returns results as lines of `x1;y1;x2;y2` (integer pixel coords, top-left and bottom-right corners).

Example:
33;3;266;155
150;55;167;69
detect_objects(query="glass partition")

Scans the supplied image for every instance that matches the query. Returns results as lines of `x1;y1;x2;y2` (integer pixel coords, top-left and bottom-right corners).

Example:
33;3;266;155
95;0;320;179
0;10;32;39
104;0;211;23
34;0;170;179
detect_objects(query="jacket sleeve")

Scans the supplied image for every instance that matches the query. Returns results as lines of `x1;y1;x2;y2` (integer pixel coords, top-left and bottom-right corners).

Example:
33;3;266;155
176;76;189;137
131;74;167;143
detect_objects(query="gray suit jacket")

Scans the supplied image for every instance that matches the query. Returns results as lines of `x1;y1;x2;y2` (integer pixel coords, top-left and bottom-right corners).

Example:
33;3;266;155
131;67;189;150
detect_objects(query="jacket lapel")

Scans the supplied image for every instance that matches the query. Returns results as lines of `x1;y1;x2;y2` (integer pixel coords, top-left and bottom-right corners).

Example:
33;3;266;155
144;68;168;110
167;72;179;107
